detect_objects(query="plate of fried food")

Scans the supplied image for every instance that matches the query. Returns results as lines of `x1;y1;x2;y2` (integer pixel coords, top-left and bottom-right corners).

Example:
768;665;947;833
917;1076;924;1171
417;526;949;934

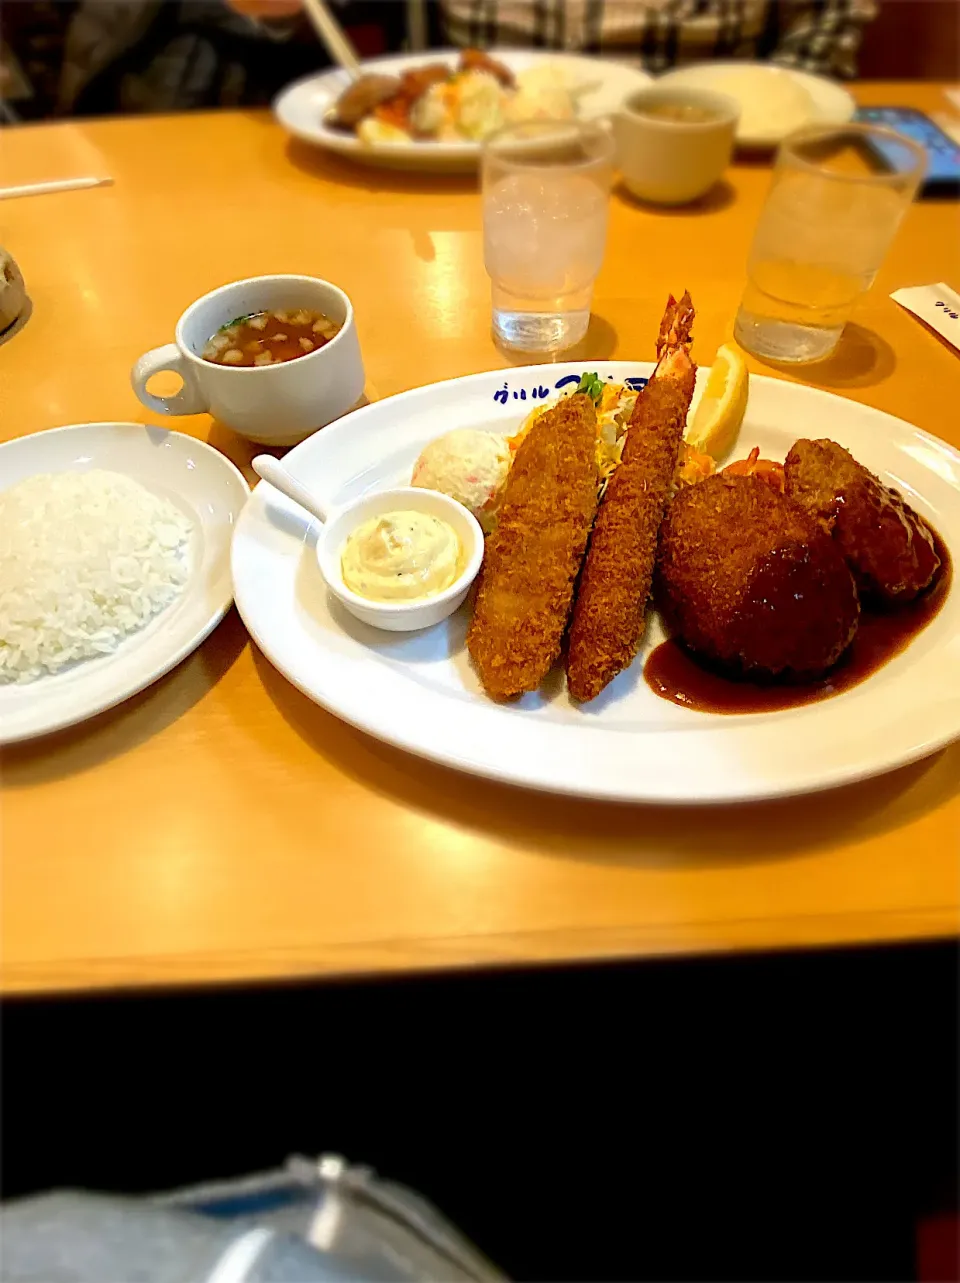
274;49;650;172
231;295;959;803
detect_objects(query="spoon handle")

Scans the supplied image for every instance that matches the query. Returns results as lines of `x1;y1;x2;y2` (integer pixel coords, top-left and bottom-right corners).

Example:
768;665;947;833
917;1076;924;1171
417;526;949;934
252;455;329;525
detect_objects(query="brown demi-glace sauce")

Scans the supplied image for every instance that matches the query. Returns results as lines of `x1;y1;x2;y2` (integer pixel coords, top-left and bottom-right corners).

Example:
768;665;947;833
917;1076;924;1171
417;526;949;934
644;532;952;715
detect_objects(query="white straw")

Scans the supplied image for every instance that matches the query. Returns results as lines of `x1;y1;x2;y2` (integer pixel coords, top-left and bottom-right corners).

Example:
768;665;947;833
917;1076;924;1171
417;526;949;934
0;176;114;201
300;0;362;81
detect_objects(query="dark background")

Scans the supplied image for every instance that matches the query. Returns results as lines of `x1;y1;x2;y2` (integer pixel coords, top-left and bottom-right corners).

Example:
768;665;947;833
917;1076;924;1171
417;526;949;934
3;941;958;1281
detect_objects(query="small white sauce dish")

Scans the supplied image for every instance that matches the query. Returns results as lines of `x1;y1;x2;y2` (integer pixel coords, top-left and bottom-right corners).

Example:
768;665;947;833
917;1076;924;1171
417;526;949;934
251;456;484;632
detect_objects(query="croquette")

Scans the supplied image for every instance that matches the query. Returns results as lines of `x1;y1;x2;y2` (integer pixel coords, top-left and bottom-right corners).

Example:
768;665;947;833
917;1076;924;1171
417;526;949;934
656;473;860;678
467;394;599;699
784;439;940;603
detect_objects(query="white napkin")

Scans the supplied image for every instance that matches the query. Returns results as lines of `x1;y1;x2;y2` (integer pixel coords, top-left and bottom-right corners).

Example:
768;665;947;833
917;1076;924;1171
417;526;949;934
891;282;960;353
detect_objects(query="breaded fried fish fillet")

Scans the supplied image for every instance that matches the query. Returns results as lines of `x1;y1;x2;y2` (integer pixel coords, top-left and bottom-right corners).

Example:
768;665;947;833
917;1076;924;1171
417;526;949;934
467;393;599;699
566;292;697;702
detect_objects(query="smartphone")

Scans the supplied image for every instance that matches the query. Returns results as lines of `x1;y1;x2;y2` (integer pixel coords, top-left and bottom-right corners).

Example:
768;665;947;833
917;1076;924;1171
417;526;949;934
854;106;960;198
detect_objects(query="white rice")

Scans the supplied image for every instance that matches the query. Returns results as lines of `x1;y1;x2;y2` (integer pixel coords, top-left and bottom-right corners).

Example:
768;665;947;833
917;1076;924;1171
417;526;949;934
0;470;193;685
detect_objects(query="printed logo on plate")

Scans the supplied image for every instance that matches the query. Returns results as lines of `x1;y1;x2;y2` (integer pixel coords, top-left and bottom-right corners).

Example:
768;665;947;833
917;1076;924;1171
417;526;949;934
492;374;649;405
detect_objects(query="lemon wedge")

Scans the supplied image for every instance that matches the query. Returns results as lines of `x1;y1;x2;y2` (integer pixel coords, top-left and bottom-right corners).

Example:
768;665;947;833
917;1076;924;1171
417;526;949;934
685;344;749;460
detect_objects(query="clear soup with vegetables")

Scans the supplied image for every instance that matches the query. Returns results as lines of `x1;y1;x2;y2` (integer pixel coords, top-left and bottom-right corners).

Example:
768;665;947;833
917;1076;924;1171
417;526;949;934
639;102;722;124
202;309;341;367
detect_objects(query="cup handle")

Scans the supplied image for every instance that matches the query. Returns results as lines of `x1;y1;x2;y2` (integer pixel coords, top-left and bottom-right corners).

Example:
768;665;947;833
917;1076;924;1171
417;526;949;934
131;344;208;416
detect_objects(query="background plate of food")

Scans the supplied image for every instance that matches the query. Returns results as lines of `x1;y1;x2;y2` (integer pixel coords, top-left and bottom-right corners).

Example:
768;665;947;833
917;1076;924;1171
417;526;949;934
654;62;855;148
274;49;651;171
231;345;959;804
0;423;248;744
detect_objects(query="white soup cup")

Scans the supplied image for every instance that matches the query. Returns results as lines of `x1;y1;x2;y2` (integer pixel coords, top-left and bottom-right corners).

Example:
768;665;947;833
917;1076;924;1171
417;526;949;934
615;87;740;205
131;274;365;446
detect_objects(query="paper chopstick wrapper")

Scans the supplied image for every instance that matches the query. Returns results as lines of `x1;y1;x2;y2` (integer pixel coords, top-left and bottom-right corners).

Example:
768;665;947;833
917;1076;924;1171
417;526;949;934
891;283;960;352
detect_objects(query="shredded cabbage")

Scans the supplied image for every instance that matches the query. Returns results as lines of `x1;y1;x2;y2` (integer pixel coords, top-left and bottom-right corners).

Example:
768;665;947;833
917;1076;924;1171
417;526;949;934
508;374;637;497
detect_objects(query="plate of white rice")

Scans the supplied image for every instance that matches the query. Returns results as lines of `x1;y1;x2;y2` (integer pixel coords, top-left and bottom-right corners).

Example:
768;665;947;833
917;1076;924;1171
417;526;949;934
0;422;248;744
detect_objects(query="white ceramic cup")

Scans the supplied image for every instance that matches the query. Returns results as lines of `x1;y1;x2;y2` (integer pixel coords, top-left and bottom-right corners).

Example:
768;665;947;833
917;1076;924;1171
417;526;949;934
131;275;365;446
615;87;740;206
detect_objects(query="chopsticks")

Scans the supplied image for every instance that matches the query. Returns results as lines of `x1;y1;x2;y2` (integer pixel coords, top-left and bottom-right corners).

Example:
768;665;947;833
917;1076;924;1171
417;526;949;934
0;176;114;201
407;0;427;52
300;0;362;81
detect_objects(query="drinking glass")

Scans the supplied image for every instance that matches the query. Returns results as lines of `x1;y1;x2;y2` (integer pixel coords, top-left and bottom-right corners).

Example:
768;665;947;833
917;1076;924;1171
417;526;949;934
734;123;926;364
482;119;615;353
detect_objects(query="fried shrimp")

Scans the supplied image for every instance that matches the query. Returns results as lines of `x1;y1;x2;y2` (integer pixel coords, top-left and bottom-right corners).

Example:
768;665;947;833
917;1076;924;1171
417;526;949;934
467;393;599;699
566;292;697;702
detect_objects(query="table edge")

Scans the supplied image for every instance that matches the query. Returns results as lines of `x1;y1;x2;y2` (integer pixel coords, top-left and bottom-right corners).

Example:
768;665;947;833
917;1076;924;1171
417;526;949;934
4;907;958;996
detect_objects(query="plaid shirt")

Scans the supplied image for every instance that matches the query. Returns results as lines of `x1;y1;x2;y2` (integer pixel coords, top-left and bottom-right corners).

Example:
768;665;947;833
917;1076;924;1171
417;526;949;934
7;0;397;118
440;0;877;78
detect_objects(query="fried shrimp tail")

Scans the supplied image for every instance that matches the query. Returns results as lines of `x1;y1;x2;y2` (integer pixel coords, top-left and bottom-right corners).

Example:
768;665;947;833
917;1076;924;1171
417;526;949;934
566;291;697;703
467;394;599;699
657;290;695;361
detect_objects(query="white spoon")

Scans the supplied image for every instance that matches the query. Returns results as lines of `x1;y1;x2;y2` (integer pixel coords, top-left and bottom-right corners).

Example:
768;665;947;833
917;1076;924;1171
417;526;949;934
252;454;329;524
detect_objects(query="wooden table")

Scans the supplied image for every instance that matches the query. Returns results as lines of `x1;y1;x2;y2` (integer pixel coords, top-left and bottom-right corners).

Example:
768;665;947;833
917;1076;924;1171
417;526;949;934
2;84;959;996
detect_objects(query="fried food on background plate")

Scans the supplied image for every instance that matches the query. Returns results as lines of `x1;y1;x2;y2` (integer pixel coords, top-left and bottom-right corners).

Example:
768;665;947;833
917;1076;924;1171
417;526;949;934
458;48;515;86
566;291;697;703
784;439;940;604
656;473;860;679
329;75;402;129
467;393;599;699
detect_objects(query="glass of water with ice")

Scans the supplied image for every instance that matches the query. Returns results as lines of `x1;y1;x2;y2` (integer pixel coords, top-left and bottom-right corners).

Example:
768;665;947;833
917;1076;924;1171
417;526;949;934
483;119;615;353
734;123;926;365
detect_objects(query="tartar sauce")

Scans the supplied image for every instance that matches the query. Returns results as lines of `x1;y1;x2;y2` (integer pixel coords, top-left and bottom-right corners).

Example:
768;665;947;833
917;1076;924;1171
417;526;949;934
341;510;461;602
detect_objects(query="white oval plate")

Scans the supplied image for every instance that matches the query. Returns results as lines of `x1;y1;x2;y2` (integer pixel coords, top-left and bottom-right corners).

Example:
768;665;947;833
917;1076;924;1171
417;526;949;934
231;364;960;804
274;50;650;172
0;423;249;744
655;63;855;148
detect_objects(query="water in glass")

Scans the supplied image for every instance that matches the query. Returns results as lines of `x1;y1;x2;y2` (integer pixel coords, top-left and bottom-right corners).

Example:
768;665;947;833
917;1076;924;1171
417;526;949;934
734;125;926;364
482;121;613;353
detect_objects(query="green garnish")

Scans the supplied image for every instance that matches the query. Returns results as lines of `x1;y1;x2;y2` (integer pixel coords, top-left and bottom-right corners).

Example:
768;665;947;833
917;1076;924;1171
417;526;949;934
577;371;604;403
219;313;257;331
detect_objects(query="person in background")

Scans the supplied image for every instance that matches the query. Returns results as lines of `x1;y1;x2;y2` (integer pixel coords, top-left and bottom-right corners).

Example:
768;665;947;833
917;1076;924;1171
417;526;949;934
438;0;878;79
2;0;405;120
1;0;875;121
